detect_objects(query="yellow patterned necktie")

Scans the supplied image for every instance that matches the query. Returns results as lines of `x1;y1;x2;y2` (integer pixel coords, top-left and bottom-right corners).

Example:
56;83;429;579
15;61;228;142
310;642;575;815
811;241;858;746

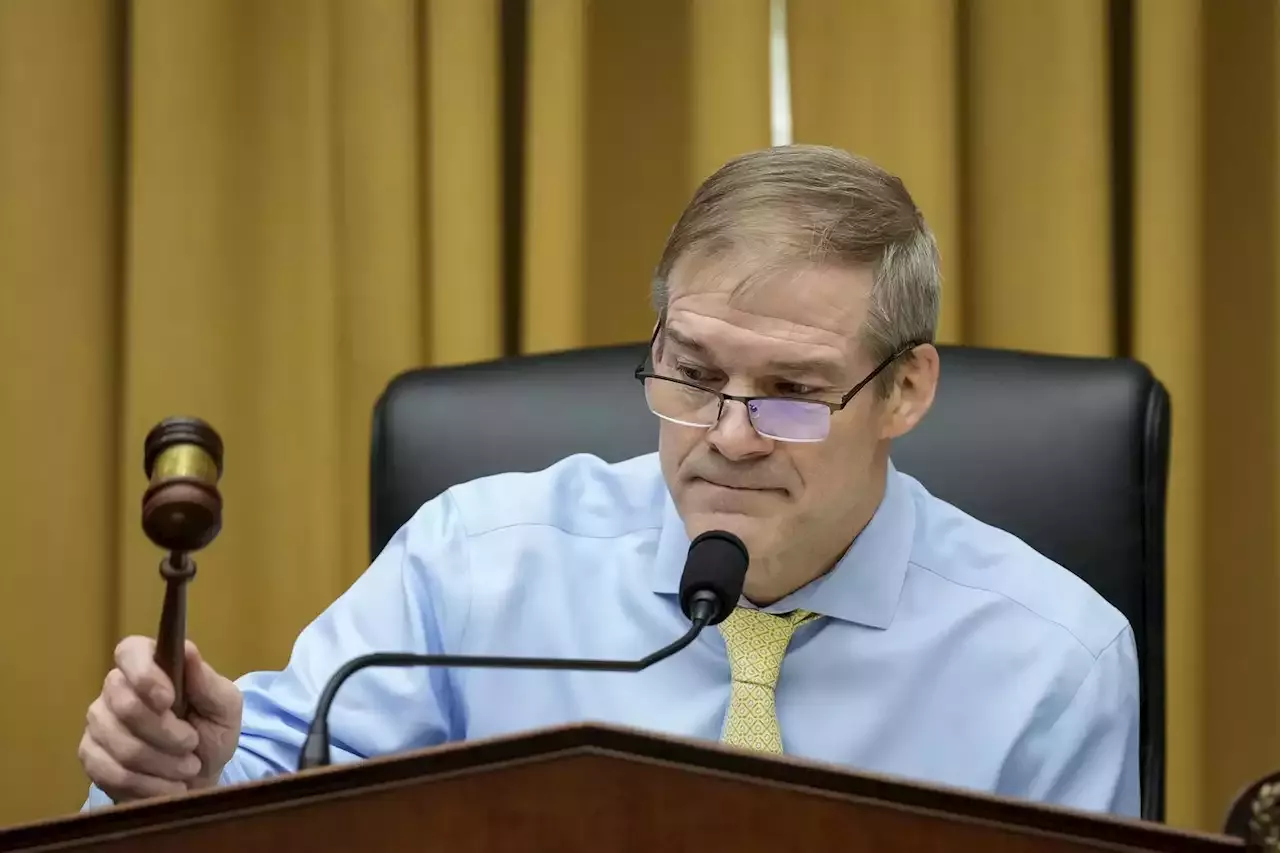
718;607;817;754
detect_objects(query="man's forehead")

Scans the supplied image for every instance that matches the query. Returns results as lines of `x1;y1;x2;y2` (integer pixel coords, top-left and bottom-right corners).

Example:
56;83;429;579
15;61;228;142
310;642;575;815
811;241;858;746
666;251;872;339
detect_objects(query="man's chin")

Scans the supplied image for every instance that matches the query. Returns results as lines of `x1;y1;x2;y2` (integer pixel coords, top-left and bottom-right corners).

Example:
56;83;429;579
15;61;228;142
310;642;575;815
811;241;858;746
680;509;774;559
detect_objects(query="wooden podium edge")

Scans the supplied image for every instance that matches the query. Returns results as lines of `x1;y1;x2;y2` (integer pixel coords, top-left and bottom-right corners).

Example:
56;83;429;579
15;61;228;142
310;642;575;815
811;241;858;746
0;723;1241;852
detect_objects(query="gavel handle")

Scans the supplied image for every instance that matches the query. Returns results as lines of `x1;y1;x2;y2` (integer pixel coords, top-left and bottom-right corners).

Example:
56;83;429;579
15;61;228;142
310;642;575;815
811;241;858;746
155;553;196;719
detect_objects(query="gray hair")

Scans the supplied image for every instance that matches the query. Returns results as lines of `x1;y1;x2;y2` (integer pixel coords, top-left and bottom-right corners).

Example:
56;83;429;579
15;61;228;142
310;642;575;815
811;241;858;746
651;145;941;394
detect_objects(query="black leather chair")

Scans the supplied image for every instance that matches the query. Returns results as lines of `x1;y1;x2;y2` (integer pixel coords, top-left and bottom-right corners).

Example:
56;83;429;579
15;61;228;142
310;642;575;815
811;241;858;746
369;343;1170;821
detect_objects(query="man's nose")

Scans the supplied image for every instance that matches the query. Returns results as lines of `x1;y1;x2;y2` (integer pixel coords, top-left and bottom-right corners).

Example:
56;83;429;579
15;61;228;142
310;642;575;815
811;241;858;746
707;398;773;461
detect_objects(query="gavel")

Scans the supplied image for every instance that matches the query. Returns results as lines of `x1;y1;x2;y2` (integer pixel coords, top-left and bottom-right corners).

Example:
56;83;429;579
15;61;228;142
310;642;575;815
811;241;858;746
141;417;225;719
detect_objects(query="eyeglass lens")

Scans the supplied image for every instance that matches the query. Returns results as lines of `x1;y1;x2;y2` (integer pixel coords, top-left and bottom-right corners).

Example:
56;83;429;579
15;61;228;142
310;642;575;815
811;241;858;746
643;377;830;442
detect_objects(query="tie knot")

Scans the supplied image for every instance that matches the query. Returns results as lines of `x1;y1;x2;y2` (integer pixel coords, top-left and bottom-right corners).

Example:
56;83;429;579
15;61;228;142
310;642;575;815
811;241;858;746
718;607;814;688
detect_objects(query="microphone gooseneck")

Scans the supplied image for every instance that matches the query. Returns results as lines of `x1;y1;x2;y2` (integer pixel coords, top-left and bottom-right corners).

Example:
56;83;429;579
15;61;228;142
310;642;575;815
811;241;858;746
298;529;750;772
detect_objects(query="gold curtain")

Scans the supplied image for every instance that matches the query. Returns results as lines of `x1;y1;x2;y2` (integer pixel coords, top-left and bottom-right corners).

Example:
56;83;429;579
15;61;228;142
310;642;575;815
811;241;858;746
0;0;503;823
1;0;1278;833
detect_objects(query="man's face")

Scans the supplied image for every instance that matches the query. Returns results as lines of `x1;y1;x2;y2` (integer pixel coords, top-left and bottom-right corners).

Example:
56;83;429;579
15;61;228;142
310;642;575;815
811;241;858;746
656;253;934;595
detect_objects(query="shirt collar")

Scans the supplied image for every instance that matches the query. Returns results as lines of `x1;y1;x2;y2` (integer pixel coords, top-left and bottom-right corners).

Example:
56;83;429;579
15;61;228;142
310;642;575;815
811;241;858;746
651;462;914;629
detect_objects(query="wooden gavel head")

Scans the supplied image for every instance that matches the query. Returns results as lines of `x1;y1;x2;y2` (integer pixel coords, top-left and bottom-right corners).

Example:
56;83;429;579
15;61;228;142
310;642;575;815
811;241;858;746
142;417;224;554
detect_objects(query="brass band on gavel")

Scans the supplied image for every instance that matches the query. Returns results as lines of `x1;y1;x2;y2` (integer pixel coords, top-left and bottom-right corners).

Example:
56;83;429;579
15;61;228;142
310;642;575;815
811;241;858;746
149;442;220;487
142;417;225;555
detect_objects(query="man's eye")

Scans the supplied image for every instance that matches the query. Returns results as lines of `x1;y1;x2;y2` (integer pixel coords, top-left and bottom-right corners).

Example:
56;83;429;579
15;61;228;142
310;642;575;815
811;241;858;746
777;382;820;397
675;364;714;383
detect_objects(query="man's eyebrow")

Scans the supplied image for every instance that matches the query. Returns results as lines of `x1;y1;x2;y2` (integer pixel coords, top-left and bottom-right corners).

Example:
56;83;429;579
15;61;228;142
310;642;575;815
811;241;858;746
764;358;847;383
663;327;708;355
664;327;846;382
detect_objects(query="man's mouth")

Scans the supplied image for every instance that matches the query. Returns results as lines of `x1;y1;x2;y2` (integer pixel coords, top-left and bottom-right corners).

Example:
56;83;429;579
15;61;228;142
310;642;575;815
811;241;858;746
693;477;779;493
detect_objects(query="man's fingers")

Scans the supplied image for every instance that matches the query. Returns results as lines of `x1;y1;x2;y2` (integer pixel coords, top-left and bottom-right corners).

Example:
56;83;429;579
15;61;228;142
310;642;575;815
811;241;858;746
114;636;172;714
184;642;242;725
183;641;209;703
85;699;201;782
78;731;187;802
102;670;199;755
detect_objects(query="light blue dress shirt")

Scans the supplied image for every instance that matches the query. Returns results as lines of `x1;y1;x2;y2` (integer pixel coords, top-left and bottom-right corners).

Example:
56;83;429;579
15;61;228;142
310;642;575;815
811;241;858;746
86;452;1140;816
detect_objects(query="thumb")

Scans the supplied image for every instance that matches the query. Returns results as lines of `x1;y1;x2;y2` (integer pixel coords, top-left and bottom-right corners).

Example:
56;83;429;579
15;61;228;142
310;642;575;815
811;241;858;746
183;640;240;724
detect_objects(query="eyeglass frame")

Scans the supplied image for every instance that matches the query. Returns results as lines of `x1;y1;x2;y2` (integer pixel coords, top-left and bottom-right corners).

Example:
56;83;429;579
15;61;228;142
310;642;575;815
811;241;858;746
632;320;927;439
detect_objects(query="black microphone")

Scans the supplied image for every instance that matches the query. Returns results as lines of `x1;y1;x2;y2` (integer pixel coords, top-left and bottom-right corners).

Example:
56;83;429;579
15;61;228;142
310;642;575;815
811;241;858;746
297;529;749;771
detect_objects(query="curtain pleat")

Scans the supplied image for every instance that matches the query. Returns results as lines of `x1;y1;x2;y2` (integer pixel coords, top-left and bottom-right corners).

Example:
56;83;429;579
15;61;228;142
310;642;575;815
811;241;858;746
521;0;585;353
1198;0;1280;819
425;0;502;366
332;0;426;582
689;0;771;184
966;0;1113;356
1133;0;1203;827
0;0;122;822
790;0;962;343
582;0;691;347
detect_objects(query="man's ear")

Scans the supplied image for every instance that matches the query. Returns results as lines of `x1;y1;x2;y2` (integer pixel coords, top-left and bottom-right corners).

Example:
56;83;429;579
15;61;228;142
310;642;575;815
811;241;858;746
881;344;939;440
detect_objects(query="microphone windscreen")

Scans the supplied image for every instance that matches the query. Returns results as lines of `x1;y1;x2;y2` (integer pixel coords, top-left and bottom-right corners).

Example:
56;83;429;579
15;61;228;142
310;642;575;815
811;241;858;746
679;530;749;624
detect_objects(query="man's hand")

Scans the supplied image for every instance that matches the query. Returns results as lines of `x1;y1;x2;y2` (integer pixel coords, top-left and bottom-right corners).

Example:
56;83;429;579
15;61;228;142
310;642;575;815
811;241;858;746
78;636;243;803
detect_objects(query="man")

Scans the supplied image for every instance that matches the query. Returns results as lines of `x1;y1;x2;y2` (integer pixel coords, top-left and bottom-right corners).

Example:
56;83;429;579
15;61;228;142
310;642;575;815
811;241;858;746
80;145;1139;816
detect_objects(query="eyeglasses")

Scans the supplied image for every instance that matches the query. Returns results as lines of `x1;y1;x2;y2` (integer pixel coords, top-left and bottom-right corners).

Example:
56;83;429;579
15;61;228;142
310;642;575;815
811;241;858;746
633;325;923;443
